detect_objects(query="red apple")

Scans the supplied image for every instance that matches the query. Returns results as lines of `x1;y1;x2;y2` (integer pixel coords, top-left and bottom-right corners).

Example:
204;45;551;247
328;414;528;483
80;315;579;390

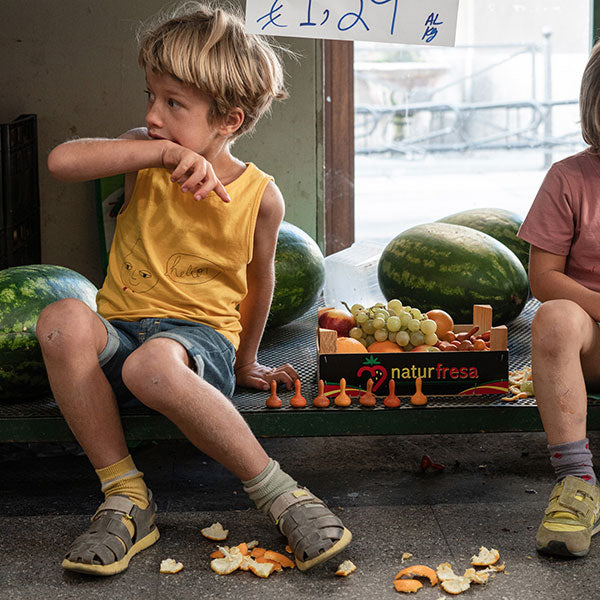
318;308;356;337
410;345;441;352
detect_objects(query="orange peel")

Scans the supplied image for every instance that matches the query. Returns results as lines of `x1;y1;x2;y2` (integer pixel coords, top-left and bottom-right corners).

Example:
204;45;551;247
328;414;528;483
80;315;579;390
394;564;438;586
248;558;275;578
159;558;183;574
238;555;253;571
335;559;357;576
470;546;500;566
201;522;229;541
440;576;471;595
210;546;243;575
264;550;296;568
256;556;282;571
464;567;489;584
250;547;267;558
393;579;423;593
436;562;458;582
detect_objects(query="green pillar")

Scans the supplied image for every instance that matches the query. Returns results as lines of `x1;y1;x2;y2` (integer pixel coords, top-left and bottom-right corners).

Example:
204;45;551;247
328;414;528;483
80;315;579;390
594;0;600;44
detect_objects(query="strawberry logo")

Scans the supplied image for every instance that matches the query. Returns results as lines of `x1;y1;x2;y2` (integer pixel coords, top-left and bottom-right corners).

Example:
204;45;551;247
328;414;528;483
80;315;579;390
357;356;388;393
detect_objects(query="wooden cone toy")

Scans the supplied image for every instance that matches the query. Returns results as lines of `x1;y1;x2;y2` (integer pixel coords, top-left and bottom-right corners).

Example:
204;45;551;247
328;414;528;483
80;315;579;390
289;378;307;407
334;378;351;407
410;377;428;405
384;379;401;408
313;379;330;408
265;379;282;408
359;378;377;407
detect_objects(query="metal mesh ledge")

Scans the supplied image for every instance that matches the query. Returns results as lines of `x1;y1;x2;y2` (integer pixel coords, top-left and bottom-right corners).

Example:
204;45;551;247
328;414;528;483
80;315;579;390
2;299;600;441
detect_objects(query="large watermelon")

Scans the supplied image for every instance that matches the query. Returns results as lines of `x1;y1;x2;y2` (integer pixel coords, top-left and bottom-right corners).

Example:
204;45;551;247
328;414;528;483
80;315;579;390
437;208;529;272
377;223;529;325
267;221;325;328
0;265;98;400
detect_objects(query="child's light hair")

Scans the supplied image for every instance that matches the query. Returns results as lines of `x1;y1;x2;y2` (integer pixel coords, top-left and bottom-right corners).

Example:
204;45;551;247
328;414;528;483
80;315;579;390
138;1;288;138
580;41;600;152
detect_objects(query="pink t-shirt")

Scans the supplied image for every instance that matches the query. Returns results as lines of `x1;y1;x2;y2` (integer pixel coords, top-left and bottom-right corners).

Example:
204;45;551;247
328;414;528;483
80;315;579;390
518;149;600;292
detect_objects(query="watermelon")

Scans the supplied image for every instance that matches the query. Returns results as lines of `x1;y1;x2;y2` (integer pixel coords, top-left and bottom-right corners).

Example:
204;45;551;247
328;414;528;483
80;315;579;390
437;208;529;272
377;223;529;325
0;265;98;401
267;221;325;328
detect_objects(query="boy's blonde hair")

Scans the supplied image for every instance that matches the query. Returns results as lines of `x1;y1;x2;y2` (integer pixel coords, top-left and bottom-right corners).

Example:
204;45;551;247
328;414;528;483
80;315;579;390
580;41;600;152
138;1;288;138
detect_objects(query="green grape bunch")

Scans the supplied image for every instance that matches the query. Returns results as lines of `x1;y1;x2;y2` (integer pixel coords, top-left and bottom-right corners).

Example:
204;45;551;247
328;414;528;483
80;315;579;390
341;299;438;351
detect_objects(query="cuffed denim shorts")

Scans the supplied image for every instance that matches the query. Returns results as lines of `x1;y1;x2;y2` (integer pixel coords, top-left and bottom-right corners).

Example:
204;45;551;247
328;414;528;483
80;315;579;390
97;316;236;408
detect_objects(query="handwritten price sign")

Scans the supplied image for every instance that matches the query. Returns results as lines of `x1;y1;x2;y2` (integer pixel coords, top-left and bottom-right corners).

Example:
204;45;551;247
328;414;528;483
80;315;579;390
245;0;459;46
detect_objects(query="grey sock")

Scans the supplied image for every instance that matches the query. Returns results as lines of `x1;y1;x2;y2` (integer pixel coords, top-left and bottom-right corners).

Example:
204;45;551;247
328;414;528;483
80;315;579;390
548;438;596;486
242;459;298;514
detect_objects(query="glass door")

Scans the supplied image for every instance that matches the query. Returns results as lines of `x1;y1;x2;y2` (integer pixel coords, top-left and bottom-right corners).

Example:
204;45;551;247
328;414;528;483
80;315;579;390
353;0;591;244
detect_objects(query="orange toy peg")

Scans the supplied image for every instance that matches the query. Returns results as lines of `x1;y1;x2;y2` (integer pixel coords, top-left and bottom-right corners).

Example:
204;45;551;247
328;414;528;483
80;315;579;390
334;378;352;407
410;377;428;405
265;379;282;408
289;378;307;407
359;378;377;407
313;379;330;408
384;379;401;408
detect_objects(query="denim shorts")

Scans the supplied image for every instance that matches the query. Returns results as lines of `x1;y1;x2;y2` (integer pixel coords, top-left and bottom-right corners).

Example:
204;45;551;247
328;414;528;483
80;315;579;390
97;316;236;408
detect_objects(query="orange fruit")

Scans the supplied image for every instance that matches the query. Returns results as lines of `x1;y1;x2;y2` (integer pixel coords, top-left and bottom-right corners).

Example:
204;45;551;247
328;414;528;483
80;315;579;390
336;337;367;353
425;309;454;337
367;340;403;353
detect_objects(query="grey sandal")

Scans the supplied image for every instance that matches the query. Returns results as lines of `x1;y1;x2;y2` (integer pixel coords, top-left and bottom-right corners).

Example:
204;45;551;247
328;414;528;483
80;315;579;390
268;487;352;571
62;491;160;576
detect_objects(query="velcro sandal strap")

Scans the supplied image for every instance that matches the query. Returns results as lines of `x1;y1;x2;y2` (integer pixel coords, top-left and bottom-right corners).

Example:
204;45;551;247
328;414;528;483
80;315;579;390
547;476;600;521
93;495;138;520
268;488;319;526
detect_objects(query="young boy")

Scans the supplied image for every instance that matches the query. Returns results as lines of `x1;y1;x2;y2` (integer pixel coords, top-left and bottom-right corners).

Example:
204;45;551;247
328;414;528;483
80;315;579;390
37;2;351;575
518;41;600;558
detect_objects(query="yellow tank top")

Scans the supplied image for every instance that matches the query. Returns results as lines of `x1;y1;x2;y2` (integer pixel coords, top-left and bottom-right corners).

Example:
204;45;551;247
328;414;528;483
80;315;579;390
96;163;272;348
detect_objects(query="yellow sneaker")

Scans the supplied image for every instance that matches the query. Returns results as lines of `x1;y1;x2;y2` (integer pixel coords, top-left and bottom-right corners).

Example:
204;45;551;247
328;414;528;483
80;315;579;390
536;475;600;557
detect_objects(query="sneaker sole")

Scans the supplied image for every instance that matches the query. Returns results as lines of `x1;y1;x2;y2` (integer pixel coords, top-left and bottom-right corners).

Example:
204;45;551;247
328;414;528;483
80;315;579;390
536;520;600;558
296;527;352;572
536;540;589;558
62;526;160;576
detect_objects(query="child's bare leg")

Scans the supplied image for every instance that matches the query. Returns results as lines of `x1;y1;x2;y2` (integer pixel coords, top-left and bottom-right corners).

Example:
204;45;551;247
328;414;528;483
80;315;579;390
121;337;351;569
37;299;159;575
36;298;129;467
121;337;269;480
531;299;600;558
531;299;600;444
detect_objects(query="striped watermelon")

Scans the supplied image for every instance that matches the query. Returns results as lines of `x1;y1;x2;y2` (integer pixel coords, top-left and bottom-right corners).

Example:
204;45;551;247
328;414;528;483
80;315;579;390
437;208;529;272
0;265;98;400
267;221;325;328
377;223;529;325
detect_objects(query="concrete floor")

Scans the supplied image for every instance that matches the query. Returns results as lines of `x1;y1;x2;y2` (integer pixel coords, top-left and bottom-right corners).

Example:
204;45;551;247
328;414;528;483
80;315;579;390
2;431;599;599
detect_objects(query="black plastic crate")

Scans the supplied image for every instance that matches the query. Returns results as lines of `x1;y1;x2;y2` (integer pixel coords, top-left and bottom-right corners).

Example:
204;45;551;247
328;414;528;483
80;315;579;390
0;114;41;268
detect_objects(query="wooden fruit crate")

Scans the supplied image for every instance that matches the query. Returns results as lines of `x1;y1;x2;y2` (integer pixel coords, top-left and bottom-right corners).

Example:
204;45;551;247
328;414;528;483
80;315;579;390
317;304;509;398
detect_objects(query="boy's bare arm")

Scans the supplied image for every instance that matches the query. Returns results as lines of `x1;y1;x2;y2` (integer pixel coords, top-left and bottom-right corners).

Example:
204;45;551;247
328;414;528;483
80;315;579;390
47;130;230;202
529;245;600;321
235;182;298;390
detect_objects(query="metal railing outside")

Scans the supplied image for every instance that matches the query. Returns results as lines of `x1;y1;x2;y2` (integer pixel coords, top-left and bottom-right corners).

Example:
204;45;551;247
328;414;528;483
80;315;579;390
354;33;584;167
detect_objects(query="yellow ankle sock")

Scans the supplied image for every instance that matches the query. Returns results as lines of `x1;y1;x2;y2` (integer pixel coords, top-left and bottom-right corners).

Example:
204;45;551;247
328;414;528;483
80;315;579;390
96;455;149;544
